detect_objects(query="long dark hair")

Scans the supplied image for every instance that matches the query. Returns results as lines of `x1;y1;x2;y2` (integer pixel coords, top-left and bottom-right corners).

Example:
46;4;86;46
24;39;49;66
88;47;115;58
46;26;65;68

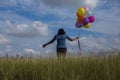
57;28;66;35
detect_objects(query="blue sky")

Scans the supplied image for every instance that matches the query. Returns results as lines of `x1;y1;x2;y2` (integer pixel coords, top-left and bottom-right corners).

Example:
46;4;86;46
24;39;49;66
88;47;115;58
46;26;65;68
0;0;120;57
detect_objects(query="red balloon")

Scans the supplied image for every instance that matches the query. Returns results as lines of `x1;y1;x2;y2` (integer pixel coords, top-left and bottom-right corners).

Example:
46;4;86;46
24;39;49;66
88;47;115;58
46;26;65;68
88;16;95;23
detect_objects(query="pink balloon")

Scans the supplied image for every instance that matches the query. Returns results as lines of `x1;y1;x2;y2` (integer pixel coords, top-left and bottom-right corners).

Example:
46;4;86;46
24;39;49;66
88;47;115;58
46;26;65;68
84;6;89;11
88;16;95;23
75;22;82;28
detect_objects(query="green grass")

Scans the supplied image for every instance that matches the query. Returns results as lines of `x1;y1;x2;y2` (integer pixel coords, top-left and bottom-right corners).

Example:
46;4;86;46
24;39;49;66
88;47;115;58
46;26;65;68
0;54;120;80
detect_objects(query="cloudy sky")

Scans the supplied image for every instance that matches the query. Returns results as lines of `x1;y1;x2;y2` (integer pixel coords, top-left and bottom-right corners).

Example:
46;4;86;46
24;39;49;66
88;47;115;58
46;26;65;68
0;0;120;57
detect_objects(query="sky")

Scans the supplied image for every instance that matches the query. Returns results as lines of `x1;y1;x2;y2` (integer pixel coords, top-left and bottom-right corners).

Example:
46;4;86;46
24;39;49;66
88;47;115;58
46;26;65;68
0;0;120;57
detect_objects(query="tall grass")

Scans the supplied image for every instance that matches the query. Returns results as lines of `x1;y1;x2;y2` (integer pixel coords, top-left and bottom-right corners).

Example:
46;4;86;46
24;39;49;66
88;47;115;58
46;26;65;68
0;54;120;80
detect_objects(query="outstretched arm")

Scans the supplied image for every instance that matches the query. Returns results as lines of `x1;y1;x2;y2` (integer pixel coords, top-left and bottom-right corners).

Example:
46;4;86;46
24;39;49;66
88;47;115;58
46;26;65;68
67;35;79;41
43;35;56;48
72;36;79;41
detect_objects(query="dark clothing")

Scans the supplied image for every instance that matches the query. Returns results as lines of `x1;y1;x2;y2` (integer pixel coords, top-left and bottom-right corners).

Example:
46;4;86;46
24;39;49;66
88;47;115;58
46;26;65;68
57;48;67;57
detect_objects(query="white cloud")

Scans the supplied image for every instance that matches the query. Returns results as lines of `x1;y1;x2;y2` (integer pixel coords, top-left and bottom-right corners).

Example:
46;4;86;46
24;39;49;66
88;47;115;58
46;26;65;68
42;0;99;8
0;0;37;8
114;38;120;44
84;0;99;8
0;11;31;23
0;35;10;44
18;0;34;6
4;20;13;27
33;21;48;36
0;0;17;7
69;41;78;46
5;20;48;38
24;48;39;54
0;0;100;9
81;37;102;49
67;36;110;53
68;36;112;52
89;5;120;35
115;31;120;37
5;45;12;53
24;48;45;57
0;0;100;20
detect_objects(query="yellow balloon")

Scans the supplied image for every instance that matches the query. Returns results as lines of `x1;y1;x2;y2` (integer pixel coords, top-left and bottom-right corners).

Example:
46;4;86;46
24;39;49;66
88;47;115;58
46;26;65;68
77;8;85;16
84;23;91;28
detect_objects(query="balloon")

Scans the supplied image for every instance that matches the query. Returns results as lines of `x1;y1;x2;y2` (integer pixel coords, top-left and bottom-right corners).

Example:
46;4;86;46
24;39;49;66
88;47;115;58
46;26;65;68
77;18;82;23
82;18;89;26
77;8;85;16
75;22;82;28
75;7;95;29
86;10;92;17
84;6;89;11
88;16;95;23
84;23;91;28
76;12;85;23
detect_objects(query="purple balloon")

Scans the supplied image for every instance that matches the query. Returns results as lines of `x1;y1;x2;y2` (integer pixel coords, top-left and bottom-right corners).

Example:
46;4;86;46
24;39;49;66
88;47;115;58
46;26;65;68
75;22;82;28
82;18;89;26
88;16;95;23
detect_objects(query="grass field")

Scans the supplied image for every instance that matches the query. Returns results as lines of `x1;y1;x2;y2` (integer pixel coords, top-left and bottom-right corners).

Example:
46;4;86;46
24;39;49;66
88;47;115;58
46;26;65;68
0;53;120;80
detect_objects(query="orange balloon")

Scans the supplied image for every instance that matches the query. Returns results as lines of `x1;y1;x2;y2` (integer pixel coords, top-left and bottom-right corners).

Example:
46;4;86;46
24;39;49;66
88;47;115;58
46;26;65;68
77;18;82;23
76;12;84;23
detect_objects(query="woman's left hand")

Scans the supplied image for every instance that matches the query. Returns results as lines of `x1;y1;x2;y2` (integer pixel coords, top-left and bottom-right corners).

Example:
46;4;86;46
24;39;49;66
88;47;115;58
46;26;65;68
43;44;47;48
76;36;79;39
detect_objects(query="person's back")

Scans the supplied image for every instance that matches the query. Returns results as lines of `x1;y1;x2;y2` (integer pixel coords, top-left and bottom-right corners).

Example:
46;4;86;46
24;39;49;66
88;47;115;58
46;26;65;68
55;34;75;48
43;28;78;57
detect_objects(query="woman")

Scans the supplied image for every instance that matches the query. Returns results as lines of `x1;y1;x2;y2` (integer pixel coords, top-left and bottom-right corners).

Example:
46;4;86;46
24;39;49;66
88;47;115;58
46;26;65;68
43;28;78;57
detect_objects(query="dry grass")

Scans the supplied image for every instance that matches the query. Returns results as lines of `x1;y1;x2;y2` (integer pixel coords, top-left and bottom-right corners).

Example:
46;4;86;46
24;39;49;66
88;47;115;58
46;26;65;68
0;53;120;80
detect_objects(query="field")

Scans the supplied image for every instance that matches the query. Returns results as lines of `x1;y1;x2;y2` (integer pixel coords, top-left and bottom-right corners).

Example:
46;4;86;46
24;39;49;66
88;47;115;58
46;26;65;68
0;53;120;80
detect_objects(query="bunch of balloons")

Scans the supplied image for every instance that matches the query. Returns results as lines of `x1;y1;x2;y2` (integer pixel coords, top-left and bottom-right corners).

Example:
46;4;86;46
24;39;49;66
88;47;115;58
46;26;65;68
75;6;95;28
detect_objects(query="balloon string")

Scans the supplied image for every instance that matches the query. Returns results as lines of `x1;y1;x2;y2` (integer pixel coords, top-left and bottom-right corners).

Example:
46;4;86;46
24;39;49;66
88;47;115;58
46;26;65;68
78;39;81;56
78;29;81;55
78;39;80;49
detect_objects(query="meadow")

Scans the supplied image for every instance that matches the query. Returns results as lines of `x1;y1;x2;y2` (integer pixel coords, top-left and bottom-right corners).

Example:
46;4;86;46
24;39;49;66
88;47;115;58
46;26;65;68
0;52;120;80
